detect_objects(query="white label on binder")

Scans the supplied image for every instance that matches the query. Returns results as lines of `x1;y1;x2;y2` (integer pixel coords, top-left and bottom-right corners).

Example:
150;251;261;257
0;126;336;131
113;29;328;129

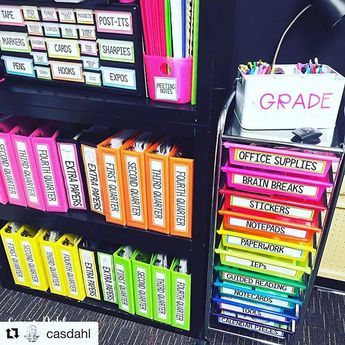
5;238;25;282
26;22;43;36
154;77;178;101
16;141;38;204
174;164;188;232
230;195;314;220
44;23;60;37
36;144;58;206
115;264;129;311
35;66;51;79
222;295;282;312
225;255;296;277
2;56;35;77
41;7;58;22
98;39;134;63
104;154;122;220
137;267;148;314
0;31;30;53
58;143;85;209
232;173;318;197
229;217;307;239
29;36;46;50
125;155;143;222
227;236;303;258
99;253;117;304
0;138;18;199
46;38;80;60
80;40;97;56
150;160;165;227
100;66;136;90
0;6;24;26
76;9;94;24
50;61;84;82
62;250;78;295
80;249;100;300
31;51;48;65
156;272;168;320
81;56;99;70
79;25;96;40
175;277;187;325
84;71;101;86
43;245;62;292
22;6;39;21
58;8;76;23
95;11;132;34
60;24;78;39
83;146;103;213
22;241;40;286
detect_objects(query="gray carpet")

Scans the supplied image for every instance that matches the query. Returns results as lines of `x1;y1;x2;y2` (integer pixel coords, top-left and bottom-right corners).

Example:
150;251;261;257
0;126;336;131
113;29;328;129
0;287;343;345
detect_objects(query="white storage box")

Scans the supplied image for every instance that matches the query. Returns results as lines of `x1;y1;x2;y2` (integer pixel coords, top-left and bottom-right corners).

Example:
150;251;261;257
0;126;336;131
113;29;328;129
235;64;345;130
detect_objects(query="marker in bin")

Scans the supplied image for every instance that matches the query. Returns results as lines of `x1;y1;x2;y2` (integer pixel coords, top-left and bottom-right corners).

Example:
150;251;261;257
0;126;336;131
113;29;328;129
297;58;327;74
239;61;273;75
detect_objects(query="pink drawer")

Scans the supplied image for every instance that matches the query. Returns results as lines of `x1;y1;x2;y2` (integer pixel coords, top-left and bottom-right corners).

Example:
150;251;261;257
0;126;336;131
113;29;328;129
225;142;338;178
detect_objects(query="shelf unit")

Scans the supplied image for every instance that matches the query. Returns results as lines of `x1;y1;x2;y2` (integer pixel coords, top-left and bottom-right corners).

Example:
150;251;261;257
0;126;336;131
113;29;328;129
0;0;219;343
204;92;345;345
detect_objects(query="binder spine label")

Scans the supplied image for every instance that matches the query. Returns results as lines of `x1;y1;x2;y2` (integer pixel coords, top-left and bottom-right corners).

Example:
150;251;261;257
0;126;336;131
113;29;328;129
83;146;103;213
43;245;62;292
173;165;188;232
62;250;78;296
0;138;19;199
58;143;86;209
16;141;38;204
125;156;143;222
156;272;167;320
36;144;58;206
21;241;40;286
175;277;187;325
104;154;121;220
4;238;25;282
136;267;148;315
99;253;117;304
115;263;130;311
150;160;165;227
80;249;100;300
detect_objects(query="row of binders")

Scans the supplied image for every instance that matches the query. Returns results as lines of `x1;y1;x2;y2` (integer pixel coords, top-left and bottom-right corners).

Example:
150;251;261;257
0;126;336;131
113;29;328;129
0;221;191;331
0;115;194;237
212;141;338;339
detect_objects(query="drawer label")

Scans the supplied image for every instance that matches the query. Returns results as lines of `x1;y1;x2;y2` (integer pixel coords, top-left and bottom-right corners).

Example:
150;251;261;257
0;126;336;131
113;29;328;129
230;195;314;220
31;51;48;65
35;66;51;80
43;245;62;292
22;6;39;21
115;263;130;311
60;24;78;39
5;238;25;282
62;250;78;295
2;56;34;77
98;39;134;63
136;267;149;315
41;7;58;22
150;159;165;227
80;40;97;56
95;11;133;34
50;61;84;83
99;253;117;304
46;38;80;60
76;9;94;24
232;173;318;197
100;66;136;90
229;216;307;239
58;8;76;23
0;6;24;26
81;56;99;70
234;148;326;174
22;240;40;286
0;31;30;53
44;23;60;37
84;71;101;86
79;25;96;40
80;249;100;300
29;36;46;50
26;21;43;36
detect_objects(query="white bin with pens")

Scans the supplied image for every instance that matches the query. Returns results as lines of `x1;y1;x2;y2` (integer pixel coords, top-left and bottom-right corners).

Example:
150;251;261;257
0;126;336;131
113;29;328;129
235;64;345;130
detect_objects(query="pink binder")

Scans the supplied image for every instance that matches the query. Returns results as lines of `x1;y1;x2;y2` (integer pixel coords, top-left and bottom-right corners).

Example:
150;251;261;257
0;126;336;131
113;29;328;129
10;119;46;211
30;121;68;213
0;174;8;204
0;116;27;206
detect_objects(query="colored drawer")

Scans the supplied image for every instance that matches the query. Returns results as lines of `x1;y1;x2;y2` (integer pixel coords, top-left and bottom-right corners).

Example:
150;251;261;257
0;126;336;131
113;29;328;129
215;243;311;281
219;207;320;242
222;165;332;201
220;188;326;223
225;142;338;178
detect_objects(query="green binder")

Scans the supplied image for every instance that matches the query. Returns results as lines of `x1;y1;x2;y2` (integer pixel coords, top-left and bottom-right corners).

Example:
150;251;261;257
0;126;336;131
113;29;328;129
132;250;153;319
113;246;135;314
171;258;191;331
151;254;172;325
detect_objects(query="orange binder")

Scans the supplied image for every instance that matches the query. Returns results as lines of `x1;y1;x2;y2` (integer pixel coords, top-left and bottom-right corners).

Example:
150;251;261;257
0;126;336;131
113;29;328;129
98;130;137;225
121;132;158;230
169;144;194;238
145;138;177;234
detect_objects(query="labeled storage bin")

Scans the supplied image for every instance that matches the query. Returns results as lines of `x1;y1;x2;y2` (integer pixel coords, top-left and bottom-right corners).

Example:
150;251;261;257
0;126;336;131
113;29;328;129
222;164;332;201
235;64;345;130
219;207;320;242
215;243;311;281
144;55;193;104
224;142;339;178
